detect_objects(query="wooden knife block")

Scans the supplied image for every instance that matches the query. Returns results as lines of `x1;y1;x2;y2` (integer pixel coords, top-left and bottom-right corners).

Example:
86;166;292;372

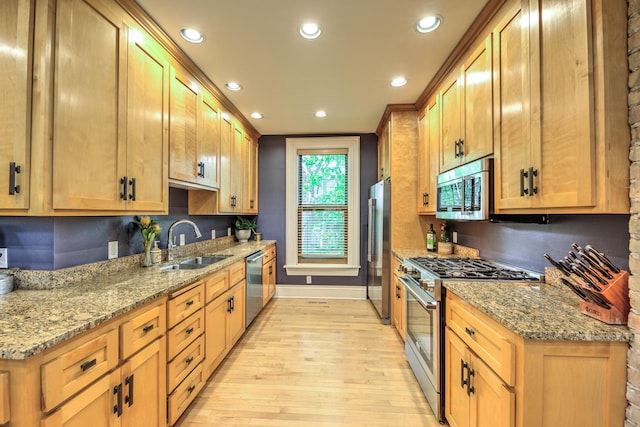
579;270;630;325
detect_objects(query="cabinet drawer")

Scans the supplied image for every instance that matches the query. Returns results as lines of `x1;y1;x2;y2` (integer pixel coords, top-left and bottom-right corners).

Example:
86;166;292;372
204;270;229;303
41;328;119;412
263;246;276;263
167;335;204;393
167;310;204;361
168;363;204;426
120;300;166;360
168;283;205;328
229;261;245;285
446;292;515;386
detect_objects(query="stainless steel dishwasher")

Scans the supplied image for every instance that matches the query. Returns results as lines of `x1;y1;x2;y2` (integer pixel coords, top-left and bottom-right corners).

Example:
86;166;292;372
245;250;265;326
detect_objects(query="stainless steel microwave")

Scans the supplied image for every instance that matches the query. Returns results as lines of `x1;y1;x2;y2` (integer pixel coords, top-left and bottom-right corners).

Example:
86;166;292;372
436;158;493;221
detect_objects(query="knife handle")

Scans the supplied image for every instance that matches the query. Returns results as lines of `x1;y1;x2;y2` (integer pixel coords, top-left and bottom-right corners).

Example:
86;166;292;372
577;250;613;280
585;245;621;274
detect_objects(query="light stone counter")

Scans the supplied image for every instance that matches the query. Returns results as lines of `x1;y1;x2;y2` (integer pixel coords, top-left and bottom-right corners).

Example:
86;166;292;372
0;240;275;360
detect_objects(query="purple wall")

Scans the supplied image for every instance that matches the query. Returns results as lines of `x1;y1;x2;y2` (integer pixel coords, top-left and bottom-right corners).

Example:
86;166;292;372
452;215;629;274
0;188;244;270
258;134;379;286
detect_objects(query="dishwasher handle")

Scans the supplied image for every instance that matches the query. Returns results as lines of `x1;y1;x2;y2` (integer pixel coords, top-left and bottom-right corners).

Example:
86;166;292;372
247;251;266;263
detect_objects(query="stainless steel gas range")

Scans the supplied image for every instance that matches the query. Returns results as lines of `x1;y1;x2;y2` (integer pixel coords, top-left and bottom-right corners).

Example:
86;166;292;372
398;256;542;424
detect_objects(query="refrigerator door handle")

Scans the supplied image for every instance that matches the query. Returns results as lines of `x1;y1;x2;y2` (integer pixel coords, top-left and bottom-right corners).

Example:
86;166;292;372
367;198;376;263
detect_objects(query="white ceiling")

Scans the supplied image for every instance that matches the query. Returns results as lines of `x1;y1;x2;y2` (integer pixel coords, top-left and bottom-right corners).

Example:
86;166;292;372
136;0;488;135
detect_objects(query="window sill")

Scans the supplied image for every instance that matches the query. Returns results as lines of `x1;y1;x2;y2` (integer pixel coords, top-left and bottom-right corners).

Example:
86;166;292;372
284;264;361;277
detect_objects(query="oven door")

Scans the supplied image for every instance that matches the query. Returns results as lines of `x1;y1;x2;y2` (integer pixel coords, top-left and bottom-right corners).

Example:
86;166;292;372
401;275;439;391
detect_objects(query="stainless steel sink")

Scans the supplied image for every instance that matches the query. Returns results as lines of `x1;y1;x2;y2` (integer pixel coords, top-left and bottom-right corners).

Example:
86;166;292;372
159;254;232;271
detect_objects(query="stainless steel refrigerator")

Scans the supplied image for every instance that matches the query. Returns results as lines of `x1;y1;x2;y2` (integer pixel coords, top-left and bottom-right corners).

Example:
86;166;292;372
367;178;391;324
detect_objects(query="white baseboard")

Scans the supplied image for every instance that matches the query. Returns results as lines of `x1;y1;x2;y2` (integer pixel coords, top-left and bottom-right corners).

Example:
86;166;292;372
274;284;366;300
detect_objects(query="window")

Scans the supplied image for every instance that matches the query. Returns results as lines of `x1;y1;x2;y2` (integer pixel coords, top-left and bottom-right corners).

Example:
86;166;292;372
285;137;360;276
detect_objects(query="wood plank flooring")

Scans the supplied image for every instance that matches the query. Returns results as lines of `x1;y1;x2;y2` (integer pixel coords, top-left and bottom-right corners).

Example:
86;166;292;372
177;299;439;427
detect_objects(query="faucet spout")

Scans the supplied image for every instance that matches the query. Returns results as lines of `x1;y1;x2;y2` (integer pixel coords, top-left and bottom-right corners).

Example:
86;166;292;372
167;219;202;261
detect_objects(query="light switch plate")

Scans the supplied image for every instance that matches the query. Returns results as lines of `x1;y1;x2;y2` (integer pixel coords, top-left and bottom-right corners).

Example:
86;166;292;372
227;227;232;236
306;275;312;284
211;230;216;239
179;234;185;246
452;232;458;243
108;241;118;259
0;249;7;268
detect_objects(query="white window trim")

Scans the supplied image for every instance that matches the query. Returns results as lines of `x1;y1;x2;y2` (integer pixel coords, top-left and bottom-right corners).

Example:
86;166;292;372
284;136;361;277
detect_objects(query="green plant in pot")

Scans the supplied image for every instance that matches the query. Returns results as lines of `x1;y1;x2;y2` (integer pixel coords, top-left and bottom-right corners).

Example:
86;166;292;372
234;216;256;243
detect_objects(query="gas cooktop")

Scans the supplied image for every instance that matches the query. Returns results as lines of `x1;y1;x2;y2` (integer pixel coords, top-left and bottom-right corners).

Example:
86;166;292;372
407;257;542;281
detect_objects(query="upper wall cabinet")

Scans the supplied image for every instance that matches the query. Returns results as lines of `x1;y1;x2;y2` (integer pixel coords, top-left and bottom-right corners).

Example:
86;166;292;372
245;133;258;214
378;122;391;180
439;35;493;173
51;0;169;213
0;0;32;212
494;0;629;213
417;95;440;215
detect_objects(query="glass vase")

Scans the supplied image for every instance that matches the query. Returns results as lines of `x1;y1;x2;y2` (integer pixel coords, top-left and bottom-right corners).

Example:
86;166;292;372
142;240;153;267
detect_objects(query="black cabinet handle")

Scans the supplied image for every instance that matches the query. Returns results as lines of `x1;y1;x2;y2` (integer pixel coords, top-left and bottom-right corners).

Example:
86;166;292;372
230;296;235;312
185;300;194;307
120;176;128;200
185;327;194;335
128;177;136;201
250;199;254;209
187;385;196;394
454;140;459;158
528;167;538;196
113;383;123;416
227;298;232;313
142;324;154;334
125;374;134;407
185;356;194;366
230;195;236;207
80;358;97;371
461;360;468;389
465;327;475;337
458;139;464;156
519;169;526;196
8;162;21;195
467;369;475;395
197;161;205;178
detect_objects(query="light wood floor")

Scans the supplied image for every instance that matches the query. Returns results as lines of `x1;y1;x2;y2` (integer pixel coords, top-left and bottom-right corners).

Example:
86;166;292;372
177;298;439;427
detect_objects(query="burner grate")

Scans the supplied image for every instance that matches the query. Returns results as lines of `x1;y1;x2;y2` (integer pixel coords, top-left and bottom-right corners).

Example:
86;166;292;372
408;257;540;281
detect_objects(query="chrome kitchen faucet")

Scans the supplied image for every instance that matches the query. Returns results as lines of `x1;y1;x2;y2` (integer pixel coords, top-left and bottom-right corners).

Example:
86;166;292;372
167;219;202;261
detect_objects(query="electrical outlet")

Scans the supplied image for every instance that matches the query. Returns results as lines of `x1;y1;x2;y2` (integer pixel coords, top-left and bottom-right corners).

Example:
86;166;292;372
211;230;216;239
306;275;312;284
0;249;7;269
108;241;118;259
227;227;232;236
452;231;458;244
179;234;185;246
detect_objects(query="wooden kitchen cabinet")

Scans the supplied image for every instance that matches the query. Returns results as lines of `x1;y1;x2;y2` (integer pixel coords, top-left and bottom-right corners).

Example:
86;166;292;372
446;290;627;427
494;0;629;213
439;35;493;173
198;91;221;189
391;267;405;340
0;0;32;213
262;245;276;306
52;0;169;213
245;133;259;214
216;116;245;213
377;122;390;180
417;95;440;214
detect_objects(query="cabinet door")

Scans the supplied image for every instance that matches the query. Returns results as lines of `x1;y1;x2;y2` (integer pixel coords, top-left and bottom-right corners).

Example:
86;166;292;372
262;261;270;306
462;35;493;164
199;91;221;189
268;259;276;298
52;0;127;210
440;72;462;172
227;281;245;347
529;0;595;208
493;0;531;210
217;114;234;212
232;125;246;212
445;328;470;427
378;121;390;179
125;24;169;212
121;337;166;427
245;134;258;213
204;293;229;377
471;355;515;427
41;369;120;427
0;0;32;210
418;96;440;214
417;110;429;213
169;65;200;184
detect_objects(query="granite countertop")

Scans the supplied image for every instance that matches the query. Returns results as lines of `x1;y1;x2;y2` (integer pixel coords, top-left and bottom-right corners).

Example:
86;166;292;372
0;241;275;360
444;280;632;342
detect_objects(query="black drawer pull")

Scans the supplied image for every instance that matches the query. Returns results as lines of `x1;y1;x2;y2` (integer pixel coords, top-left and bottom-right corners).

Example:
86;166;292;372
80;358;97;371
185;300;194;307
142;324;154;334
185;327;194;335
465;327;475;336
187;385;196;394
185;356;194;365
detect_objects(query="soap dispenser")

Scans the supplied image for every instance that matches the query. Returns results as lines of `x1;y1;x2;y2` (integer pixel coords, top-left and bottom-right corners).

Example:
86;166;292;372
151;241;162;264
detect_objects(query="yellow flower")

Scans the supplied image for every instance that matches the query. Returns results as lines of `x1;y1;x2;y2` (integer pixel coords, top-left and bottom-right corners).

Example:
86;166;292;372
140;216;151;227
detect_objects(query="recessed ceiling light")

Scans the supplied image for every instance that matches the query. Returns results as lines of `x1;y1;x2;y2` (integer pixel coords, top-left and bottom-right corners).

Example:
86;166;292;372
300;22;322;39
315;110;327;118
250;112;263;119
390;77;407;87
416;16;442;33
225;82;241;91
179;27;204;43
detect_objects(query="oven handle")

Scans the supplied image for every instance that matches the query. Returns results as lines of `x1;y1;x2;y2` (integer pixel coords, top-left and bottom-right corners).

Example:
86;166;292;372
399;276;437;311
